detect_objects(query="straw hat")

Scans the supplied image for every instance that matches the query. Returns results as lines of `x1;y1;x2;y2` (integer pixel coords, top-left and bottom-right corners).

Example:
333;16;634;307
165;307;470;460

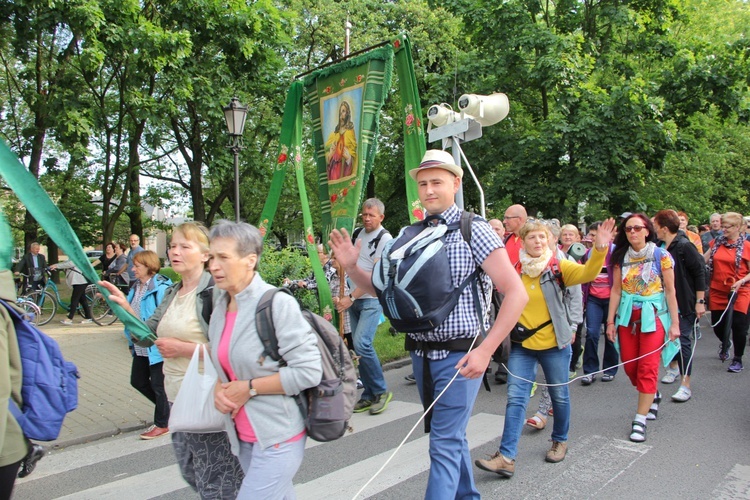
408;150;463;181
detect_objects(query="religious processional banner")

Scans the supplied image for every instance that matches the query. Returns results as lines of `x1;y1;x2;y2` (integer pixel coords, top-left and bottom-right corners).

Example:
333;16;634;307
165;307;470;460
302;46;393;237
256;35;426;328
0;139;155;343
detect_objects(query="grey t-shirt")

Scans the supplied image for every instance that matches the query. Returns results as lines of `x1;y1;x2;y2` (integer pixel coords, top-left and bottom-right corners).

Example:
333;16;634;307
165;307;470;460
355;227;392;299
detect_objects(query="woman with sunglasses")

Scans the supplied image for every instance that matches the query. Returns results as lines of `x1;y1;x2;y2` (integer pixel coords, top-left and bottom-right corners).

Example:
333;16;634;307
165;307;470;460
606;214;680;443
704;212;750;372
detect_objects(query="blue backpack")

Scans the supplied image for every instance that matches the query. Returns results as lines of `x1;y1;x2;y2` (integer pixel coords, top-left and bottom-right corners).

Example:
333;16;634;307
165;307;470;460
372;211;477;333
1;299;79;441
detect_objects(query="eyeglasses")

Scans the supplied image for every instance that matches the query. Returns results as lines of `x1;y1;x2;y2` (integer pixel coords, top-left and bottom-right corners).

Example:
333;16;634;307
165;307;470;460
624;225;646;233
721;224;736;230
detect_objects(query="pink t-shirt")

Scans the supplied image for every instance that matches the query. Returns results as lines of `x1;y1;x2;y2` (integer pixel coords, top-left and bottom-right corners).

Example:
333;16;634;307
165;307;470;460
218;311;306;445
218;312;257;443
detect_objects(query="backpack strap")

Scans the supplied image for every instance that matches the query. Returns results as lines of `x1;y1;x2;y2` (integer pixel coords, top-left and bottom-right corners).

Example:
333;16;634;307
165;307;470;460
255;287;296;366
198;277;215;326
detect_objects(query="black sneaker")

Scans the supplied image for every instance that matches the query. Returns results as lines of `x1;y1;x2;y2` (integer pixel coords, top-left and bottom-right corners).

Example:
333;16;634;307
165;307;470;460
18;444;46;478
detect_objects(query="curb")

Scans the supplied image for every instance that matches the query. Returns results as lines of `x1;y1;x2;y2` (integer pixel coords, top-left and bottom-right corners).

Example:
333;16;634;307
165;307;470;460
49;422;150;450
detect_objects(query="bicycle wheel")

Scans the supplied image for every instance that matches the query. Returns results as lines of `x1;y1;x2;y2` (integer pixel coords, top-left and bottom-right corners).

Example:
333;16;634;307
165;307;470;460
17;299;41;326
26;290;57;326
89;289;118;326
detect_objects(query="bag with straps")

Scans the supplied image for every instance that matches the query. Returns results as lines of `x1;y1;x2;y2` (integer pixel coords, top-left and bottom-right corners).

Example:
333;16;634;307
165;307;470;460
351;227;391;258
1;298;79;441
255;288;357;443
372;211;476;333
169;344;226;433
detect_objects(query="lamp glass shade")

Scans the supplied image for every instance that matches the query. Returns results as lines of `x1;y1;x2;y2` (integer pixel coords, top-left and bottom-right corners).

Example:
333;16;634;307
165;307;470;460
223;98;248;136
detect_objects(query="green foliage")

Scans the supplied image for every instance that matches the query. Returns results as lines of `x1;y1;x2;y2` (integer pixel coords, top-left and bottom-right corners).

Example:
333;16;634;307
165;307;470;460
257;245;318;312
159;267;182;284
373;320;408;364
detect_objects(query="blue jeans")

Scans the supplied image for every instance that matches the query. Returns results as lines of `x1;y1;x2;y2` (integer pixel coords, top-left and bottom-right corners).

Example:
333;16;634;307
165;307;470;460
500;345;571;460
411;351;482;499
583;295;619;376
350;298;387;399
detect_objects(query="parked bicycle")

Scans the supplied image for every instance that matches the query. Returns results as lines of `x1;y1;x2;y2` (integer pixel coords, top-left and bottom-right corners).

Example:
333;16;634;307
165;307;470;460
24;268;108;326
16;296;42;326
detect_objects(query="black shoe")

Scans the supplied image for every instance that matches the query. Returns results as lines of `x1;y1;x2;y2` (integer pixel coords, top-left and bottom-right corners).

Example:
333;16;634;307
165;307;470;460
18;444;46;478
494;371;507;384
404;373;416;384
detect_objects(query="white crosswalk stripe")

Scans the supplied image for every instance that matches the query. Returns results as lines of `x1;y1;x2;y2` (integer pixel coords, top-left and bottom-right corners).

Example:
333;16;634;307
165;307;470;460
297;412;501;500
306;400;424;449
55;465;185;499
712;464;750;499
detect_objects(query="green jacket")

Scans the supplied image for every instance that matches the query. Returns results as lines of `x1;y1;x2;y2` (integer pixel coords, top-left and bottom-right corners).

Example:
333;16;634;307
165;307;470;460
0;269;28;467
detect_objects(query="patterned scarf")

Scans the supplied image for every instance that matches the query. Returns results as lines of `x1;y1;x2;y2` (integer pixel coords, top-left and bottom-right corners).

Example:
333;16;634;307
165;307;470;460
519;246;553;278
707;234;744;281
624;241;656;283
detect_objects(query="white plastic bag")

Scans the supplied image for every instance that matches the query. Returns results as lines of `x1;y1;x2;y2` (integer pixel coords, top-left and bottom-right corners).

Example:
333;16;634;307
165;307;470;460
168;344;226;433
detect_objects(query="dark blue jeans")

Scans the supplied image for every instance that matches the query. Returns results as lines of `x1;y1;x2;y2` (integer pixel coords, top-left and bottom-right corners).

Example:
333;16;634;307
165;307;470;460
583;295;619;376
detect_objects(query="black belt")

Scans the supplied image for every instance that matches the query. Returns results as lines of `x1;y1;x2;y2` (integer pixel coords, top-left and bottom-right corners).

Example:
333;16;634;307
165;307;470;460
405;335;488;433
404;336;482;352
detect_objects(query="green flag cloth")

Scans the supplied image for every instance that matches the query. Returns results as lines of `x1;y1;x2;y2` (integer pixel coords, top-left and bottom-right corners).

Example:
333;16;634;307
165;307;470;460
0;208;12;271
0;139;155;343
392;35;428;222
303;46;393;238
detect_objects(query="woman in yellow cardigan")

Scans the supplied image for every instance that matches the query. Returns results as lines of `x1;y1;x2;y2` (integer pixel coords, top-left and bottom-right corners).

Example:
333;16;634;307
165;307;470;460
475;218;614;478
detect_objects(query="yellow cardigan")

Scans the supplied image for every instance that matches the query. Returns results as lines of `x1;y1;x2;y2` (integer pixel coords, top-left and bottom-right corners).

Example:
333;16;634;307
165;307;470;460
519;247;607;350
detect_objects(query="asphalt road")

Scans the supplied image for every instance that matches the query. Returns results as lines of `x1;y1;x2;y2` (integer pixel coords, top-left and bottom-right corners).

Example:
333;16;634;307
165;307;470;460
13;320;750;499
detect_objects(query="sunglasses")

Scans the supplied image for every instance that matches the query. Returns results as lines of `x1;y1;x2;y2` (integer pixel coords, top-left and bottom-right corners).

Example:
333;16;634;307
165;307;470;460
624;225;646;233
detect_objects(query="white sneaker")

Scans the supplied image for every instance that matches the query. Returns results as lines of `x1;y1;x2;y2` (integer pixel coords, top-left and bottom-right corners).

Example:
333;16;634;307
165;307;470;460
80;319;93;324
671;386;692;402
60;319;73;325
660;367;679;384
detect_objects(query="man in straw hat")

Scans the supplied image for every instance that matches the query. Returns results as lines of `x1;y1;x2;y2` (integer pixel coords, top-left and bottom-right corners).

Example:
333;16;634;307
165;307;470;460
330;149;527;498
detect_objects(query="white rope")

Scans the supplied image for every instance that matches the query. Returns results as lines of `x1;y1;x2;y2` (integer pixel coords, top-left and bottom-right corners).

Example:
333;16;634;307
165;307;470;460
352;293;737;497
350;333;482;499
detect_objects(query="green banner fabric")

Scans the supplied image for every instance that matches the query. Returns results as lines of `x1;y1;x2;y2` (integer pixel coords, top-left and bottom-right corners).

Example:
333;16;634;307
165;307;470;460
256;82;337;324
257;81;304;240
0;139;155;342
303;46;394;237
0;208;12;270
392;35;428;222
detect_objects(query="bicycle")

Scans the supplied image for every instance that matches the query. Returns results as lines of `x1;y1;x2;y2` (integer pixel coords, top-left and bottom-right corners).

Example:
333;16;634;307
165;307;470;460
16;296;42;326
24;269;104;326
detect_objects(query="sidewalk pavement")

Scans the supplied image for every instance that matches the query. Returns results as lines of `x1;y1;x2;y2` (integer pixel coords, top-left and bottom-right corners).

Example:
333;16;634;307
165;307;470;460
41;315;156;449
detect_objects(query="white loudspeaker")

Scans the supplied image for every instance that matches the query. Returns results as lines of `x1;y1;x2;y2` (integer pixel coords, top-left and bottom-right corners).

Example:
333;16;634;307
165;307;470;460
457;93;509;127
427;104;463;128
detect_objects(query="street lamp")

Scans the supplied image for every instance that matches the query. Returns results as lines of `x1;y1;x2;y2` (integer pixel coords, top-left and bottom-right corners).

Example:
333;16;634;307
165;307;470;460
223;97;248;222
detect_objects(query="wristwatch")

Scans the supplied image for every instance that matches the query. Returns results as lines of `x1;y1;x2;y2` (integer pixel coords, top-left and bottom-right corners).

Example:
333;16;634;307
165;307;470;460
248;380;258;398
349;294;356;301
697;299;706;304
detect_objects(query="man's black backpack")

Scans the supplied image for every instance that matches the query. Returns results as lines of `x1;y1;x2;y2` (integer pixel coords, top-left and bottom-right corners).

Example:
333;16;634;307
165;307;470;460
371;211;477;333
255;288;357;442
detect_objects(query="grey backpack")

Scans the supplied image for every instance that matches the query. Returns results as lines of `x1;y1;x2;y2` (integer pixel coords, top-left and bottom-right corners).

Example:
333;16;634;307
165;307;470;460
255;288;357;442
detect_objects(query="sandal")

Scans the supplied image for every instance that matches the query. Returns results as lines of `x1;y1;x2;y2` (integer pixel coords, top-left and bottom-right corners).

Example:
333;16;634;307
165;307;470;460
630;421;647;442
647;391;661;420
526;414;547;430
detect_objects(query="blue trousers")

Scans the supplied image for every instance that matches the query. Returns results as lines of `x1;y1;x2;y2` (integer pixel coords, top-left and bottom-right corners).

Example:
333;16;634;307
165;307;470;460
350;298;387;399
411;351;482;499
583;295;619;376
500;344;571;460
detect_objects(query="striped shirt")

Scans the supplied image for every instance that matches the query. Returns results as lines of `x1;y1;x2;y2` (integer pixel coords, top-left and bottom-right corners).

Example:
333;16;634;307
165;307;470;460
408;204;504;360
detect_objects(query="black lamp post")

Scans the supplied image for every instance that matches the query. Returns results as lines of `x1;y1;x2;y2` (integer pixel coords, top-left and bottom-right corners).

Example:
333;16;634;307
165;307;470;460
223;97;248;222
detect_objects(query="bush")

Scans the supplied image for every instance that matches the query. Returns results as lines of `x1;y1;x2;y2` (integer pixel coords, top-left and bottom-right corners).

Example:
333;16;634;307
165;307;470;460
259;245;318;312
159;267;181;283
